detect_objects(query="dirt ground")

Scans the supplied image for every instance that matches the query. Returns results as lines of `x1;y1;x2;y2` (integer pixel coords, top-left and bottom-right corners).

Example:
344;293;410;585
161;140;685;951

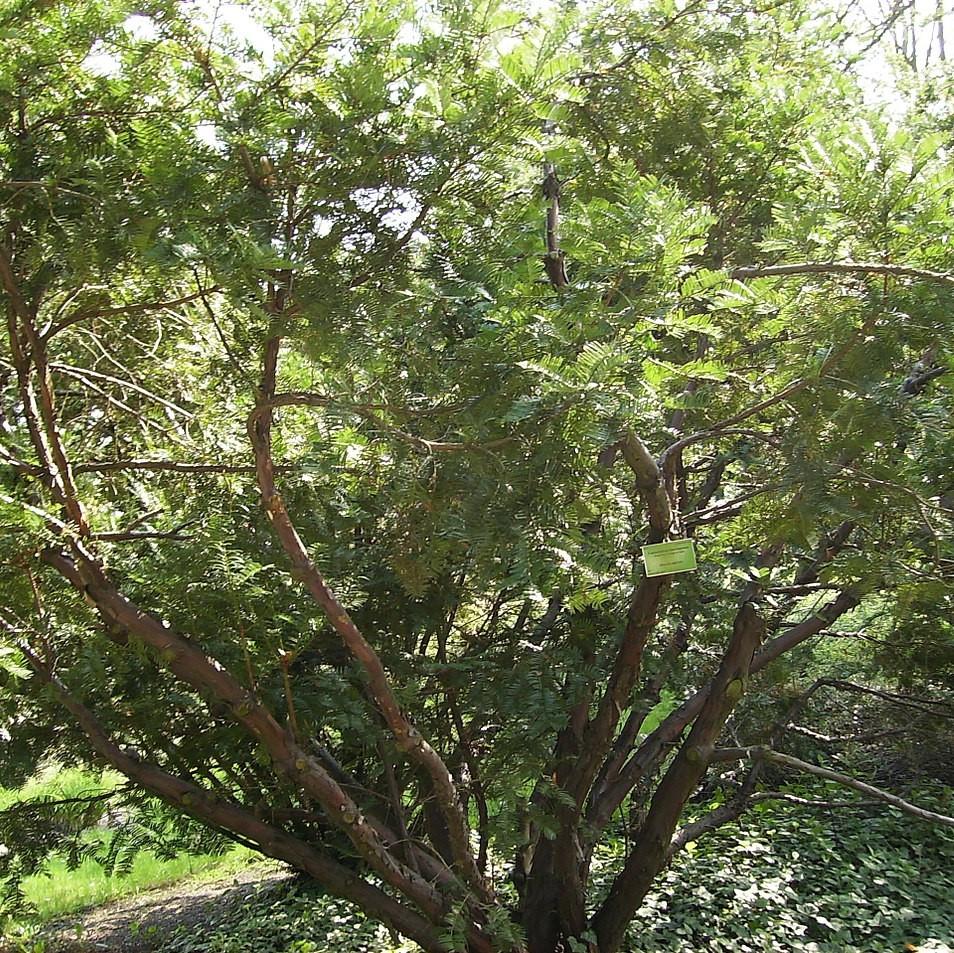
4;865;292;952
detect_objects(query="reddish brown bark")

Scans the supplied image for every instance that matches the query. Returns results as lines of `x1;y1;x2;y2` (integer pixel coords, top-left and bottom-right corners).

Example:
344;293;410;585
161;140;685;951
247;337;489;903
591;601;766;953
17;644;446;953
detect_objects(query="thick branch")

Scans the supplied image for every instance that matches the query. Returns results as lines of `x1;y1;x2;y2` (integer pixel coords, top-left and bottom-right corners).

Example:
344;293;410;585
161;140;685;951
560;432;674;805
752;591;861;668
588;613;695;824
0;243;88;532
591;602;766;953
569;575;668;806
541;161;569;289
730;260;954;286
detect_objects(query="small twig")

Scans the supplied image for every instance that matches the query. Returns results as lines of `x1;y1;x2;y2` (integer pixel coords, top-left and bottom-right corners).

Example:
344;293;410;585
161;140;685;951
254;391;516;455
51;363;194;419
44;289;214;340
749;791;883;809
70;459;297;475
90;529;193;542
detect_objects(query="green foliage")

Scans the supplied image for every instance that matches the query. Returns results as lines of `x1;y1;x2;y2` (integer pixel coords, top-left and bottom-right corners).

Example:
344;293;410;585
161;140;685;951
1;0;953;947
620;786;954;952
160;880;408;953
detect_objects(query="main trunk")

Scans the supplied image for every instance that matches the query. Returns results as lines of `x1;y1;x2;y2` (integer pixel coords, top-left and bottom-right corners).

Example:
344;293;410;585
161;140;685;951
522;836;588;953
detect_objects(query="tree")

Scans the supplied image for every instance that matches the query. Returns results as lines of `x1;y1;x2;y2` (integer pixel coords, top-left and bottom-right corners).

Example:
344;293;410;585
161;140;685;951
1;0;953;950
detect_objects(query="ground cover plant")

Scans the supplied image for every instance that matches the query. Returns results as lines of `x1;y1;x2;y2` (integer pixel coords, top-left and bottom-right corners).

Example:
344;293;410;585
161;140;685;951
11;782;953;953
150;792;954;953
1;0;953;950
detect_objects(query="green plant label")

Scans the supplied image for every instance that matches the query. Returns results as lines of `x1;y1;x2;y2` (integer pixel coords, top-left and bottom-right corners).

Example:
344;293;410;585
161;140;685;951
641;539;697;576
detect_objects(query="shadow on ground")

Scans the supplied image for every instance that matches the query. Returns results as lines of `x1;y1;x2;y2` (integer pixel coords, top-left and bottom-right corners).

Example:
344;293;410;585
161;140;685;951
4;865;292;952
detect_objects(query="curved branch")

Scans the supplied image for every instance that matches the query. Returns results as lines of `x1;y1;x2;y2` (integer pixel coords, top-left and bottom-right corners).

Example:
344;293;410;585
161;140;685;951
248;339;491;905
43;288;215;340
73;459;296;475
619;430;672;540
660;310;878;467
712;747;954;828
809;677;954;719
51;362;194;419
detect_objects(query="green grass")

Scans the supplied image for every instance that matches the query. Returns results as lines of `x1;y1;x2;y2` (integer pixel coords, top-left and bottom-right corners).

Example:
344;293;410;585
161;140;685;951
1;766;259;934
19;842;257;923
0;765;121;811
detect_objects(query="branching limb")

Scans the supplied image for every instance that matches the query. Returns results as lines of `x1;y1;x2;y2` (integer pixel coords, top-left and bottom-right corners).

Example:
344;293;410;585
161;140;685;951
247;338;490;904
667;759;763;860
684;482;786;527
13;639;447;953
588;590;860;835
710;747;954;828
591;602;766;953
558;431;674;813
587;612;695;831
569;575;669;806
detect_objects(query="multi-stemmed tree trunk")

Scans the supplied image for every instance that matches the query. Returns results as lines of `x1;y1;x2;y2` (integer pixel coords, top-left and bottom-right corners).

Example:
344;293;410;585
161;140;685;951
2;1;954;951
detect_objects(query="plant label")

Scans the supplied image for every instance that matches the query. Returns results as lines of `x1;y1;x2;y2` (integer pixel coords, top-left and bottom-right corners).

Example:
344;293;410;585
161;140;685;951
641;539;697;577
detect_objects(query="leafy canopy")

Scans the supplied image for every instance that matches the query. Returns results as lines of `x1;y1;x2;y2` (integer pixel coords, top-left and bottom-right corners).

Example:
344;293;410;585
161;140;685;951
1;0;953;951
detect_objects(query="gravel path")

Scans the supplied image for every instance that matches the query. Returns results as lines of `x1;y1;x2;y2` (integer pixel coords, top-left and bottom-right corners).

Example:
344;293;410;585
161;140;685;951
9;865;292;953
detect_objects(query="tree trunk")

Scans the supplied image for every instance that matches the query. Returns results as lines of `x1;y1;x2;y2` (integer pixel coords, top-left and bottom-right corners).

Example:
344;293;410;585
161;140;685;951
522;834;588;953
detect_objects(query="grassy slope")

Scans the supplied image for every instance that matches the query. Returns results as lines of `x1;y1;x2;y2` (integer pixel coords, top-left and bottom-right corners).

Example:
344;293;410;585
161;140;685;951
1;768;249;930
20;844;255;923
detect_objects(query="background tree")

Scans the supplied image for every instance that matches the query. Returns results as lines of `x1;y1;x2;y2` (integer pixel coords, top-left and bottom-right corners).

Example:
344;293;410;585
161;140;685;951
1;0;953;951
